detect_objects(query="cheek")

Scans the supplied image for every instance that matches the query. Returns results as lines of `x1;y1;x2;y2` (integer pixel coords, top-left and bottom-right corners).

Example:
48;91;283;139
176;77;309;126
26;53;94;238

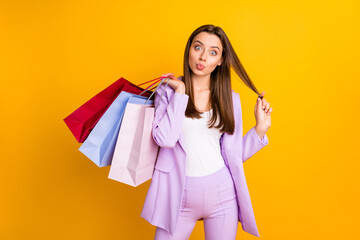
188;54;198;68
189;50;196;61
209;57;221;67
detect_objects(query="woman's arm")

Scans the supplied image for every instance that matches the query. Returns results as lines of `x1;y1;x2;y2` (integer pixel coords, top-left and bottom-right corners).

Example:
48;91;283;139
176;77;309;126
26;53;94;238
242;126;269;162
232;92;269;162
254;125;267;140
152;83;189;148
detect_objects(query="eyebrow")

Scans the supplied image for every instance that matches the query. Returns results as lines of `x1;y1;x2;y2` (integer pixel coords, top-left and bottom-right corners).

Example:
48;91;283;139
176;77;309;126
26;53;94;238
194;40;220;51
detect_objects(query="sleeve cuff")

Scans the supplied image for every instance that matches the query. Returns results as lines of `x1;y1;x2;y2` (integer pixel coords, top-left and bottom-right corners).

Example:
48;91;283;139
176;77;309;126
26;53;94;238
173;91;189;98
172;92;189;105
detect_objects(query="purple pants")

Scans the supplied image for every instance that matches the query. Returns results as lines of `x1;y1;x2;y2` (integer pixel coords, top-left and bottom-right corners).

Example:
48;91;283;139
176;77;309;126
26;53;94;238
154;165;239;240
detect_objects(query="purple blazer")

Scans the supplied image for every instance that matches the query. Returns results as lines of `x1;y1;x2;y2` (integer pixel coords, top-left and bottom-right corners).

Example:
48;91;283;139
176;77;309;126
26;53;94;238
140;77;269;237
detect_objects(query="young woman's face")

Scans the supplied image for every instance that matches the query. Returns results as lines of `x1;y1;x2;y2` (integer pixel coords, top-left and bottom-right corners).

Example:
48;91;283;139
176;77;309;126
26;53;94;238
188;32;223;77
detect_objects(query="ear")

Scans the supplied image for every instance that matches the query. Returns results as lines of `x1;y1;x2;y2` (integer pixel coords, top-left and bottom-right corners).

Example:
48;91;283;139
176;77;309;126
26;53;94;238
218;57;223;66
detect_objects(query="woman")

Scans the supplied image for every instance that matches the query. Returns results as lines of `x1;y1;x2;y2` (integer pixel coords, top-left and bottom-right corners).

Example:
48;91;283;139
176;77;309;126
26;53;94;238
141;24;272;240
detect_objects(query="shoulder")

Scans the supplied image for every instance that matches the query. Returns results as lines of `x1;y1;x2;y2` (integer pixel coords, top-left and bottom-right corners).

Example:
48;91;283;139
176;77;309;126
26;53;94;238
231;90;242;116
231;90;240;104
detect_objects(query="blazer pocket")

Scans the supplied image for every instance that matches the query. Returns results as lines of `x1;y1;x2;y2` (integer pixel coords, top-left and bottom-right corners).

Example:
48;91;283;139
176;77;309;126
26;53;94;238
154;150;174;173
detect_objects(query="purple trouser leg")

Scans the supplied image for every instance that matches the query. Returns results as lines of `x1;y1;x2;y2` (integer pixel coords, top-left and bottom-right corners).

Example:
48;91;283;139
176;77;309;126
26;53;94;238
154;165;239;240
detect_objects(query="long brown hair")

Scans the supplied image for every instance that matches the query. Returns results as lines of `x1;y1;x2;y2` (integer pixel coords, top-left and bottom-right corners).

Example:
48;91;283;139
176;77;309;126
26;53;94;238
183;24;262;135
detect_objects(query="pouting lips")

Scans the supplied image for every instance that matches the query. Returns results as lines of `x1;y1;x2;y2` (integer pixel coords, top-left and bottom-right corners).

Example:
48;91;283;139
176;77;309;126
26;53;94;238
196;64;205;70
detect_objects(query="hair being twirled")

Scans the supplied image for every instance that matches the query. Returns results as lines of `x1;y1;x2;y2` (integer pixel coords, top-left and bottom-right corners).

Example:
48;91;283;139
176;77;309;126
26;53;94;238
183;24;262;135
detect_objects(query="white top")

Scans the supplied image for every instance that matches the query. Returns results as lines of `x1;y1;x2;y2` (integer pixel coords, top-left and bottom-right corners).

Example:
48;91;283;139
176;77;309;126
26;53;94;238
181;109;225;177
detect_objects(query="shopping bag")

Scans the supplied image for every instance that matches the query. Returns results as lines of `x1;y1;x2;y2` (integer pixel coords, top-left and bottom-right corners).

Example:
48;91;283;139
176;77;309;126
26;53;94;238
108;78;170;186
78;91;154;167
63;77;158;143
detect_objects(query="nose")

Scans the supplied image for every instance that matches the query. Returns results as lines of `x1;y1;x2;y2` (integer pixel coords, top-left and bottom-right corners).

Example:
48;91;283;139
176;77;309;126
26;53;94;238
199;50;207;61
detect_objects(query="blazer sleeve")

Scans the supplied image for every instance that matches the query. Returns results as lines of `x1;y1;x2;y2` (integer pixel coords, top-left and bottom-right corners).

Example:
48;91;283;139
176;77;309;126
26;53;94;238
242;126;269;162
152;84;189;148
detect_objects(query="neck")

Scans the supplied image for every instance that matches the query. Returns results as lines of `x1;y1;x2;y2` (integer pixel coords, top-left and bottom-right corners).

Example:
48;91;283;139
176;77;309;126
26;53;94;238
191;73;211;91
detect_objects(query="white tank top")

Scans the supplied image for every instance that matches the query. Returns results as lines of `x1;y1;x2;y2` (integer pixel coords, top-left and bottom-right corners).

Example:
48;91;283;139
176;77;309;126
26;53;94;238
181;109;225;177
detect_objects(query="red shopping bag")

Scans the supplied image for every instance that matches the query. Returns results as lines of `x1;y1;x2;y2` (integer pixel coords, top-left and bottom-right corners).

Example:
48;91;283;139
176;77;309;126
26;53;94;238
63;77;161;143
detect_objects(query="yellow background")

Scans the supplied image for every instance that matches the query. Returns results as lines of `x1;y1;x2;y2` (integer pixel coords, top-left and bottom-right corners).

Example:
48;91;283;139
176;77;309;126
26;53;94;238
1;0;359;239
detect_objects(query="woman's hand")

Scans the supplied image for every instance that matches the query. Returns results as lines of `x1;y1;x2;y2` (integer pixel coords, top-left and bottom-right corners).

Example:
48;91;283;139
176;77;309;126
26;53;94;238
161;73;185;94
254;91;272;139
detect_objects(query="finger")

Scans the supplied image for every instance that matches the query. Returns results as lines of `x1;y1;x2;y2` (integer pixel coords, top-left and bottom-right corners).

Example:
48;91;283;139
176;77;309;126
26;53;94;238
162;74;169;79
257;97;262;110
265;102;270;113
260;91;266;108
165;73;175;80
163;73;172;77
262;98;267;110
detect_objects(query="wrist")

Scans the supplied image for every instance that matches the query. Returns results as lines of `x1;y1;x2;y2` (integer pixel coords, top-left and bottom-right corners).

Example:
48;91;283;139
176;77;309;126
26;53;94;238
254;125;267;139
175;87;185;94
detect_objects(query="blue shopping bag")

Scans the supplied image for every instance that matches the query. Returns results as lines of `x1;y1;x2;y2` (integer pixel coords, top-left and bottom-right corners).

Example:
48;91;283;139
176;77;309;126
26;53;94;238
78;91;153;167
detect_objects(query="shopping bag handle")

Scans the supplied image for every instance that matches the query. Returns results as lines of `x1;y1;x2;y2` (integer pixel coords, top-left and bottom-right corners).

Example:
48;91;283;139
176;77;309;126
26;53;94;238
135;77;162;97
136;77;163;87
142;77;170;108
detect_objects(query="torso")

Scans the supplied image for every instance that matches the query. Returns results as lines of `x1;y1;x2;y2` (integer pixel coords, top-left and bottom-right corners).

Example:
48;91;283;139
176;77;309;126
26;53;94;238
184;87;225;177
181;108;225;176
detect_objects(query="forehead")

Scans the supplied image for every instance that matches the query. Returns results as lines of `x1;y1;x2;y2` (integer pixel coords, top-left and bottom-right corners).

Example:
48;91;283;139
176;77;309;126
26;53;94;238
192;32;222;49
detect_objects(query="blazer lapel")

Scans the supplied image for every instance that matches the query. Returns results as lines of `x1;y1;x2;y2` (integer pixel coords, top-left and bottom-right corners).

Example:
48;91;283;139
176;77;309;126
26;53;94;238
178;133;187;154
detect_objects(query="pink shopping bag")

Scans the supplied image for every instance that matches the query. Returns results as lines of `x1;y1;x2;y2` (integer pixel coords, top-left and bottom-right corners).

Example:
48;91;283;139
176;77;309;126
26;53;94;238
108;77;170;186
108;100;159;187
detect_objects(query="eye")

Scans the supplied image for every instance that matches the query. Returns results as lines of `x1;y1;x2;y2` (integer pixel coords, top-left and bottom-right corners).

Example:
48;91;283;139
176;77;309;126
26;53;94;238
210;51;217;56
195;45;201;50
